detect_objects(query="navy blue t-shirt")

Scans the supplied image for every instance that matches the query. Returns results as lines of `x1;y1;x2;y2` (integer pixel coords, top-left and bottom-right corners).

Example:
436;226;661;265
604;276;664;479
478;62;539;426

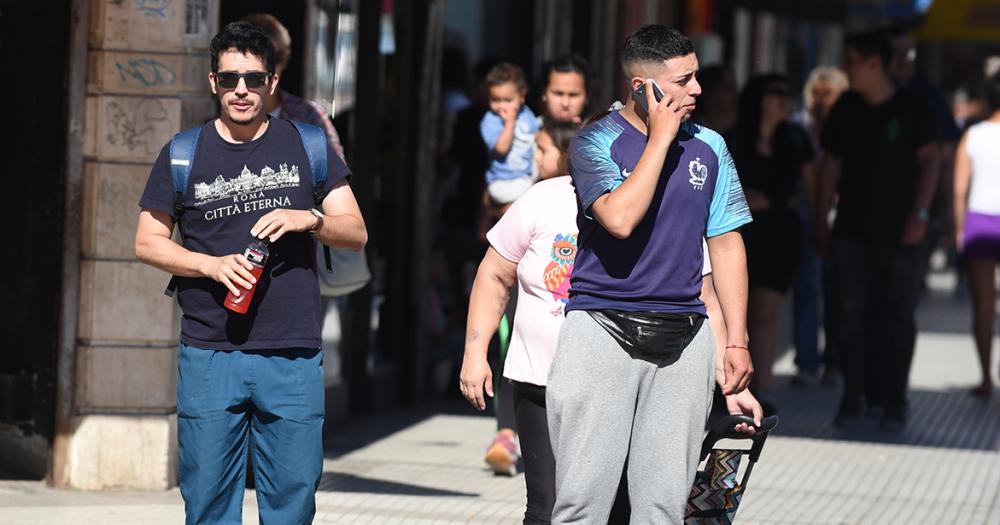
139;117;350;351
567;112;751;315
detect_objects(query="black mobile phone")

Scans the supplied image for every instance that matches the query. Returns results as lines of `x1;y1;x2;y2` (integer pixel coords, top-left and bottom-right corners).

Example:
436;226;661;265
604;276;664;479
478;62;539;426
633;79;665;113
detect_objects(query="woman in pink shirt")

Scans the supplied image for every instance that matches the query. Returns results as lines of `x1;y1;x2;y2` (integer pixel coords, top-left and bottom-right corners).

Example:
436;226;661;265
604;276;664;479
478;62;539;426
461;119;580;523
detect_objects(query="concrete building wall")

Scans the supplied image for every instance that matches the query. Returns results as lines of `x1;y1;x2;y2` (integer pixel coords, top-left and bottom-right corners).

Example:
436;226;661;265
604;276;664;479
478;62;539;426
66;0;218;490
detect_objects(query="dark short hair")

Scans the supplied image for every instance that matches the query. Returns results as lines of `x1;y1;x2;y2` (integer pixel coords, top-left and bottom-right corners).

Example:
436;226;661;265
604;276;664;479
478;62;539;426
210;21;277;73
844;31;893;71
986;71;1000;112
241;13;292;70
621;25;695;73
485;62;528;93
542;53;592;93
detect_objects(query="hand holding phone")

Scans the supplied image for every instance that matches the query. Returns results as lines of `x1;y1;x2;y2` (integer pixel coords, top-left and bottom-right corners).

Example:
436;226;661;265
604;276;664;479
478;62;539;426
632;79;665;113
633;79;682;146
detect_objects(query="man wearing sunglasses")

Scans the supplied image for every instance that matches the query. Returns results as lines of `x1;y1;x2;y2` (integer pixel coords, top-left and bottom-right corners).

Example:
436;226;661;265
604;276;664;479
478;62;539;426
134;21;367;524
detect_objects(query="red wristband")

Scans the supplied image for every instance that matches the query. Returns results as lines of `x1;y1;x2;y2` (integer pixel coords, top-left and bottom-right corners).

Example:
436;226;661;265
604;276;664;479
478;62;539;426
725;344;749;351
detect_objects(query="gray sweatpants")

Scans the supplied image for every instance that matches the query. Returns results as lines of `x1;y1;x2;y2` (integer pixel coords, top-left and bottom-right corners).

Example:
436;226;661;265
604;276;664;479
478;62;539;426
546;311;716;524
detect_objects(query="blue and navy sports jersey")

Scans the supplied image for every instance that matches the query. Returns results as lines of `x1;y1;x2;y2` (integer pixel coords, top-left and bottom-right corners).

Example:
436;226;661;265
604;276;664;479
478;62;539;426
567;111;751;315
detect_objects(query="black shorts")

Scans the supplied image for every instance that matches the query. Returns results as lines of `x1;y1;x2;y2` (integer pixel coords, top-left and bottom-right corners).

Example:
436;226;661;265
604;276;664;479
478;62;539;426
742;209;804;294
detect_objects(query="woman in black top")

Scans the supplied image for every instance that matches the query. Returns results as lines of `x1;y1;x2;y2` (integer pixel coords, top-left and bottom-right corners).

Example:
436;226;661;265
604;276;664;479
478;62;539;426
733;74;815;409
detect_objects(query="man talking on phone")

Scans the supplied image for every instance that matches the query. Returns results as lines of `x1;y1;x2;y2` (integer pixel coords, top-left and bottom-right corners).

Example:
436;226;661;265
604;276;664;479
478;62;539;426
546;25;758;522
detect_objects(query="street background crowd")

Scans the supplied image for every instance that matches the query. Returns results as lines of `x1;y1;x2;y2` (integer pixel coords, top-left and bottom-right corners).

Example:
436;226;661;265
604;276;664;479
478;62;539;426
3;0;1000;523
439;23;1000;428
437;16;1000;523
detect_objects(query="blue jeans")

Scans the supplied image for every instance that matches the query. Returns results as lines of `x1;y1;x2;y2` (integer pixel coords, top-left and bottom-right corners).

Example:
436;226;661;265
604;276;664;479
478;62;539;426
792;235;822;375
177;343;324;525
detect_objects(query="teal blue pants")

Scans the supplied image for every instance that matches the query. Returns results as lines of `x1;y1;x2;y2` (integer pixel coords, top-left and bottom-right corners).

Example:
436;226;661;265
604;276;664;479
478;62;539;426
177;343;325;525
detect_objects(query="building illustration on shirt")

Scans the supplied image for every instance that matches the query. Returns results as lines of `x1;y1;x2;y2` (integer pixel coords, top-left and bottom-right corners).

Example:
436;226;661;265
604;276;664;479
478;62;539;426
193;163;301;205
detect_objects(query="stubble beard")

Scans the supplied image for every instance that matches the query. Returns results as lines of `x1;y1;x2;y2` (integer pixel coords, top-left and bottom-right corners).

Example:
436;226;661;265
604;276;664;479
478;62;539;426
224;101;261;126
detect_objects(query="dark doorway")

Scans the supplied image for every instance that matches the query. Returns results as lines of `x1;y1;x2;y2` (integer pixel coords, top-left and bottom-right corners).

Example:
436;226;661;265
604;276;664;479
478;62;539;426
0;0;71;477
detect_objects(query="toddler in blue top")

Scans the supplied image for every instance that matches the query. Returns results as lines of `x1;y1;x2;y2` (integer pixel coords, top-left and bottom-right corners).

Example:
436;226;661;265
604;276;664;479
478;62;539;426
480;62;540;204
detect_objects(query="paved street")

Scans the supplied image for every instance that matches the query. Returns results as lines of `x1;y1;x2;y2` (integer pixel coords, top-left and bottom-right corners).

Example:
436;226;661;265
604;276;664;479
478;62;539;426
2;269;1000;524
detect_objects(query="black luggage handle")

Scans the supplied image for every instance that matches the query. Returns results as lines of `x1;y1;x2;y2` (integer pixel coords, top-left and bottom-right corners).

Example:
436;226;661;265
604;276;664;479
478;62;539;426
700;415;779;463
714;414;779;437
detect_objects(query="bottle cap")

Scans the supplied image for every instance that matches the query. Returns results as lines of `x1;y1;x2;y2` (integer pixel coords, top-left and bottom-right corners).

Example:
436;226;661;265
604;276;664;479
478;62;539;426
245;240;269;265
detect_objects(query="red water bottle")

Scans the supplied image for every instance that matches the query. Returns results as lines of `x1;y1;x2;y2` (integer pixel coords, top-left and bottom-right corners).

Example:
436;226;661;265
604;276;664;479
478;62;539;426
223;240;269;314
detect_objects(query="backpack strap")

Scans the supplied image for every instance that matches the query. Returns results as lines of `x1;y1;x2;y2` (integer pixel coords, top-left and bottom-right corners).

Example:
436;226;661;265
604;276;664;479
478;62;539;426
290;121;333;272
168;126;202;223
164;125;202;297
290;121;329;203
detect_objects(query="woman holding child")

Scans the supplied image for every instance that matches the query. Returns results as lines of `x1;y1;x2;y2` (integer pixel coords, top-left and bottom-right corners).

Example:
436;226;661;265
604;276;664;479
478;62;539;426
461;117;581;524
464;54;591;523
474;57;593;482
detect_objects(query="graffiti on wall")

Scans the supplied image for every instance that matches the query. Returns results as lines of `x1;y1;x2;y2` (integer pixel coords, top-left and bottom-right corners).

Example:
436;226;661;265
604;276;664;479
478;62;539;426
105;99;169;156
115;58;177;87
134;0;171;19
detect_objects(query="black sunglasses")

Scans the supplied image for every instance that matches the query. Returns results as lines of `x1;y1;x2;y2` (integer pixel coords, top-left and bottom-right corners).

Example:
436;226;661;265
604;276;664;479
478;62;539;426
215;71;271;89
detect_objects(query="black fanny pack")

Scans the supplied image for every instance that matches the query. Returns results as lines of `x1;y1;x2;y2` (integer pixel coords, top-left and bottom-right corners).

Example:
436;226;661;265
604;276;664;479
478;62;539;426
588;310;705;361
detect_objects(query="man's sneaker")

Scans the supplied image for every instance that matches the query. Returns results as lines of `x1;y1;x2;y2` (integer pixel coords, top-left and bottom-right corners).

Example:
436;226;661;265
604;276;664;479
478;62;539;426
833;398;863;428
969;383;993;401
880;403;907;431
484;431;521;476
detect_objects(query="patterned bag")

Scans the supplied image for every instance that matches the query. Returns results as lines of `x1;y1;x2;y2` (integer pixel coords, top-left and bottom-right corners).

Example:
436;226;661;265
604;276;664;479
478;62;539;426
685;449;745;524
683;415;778;524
